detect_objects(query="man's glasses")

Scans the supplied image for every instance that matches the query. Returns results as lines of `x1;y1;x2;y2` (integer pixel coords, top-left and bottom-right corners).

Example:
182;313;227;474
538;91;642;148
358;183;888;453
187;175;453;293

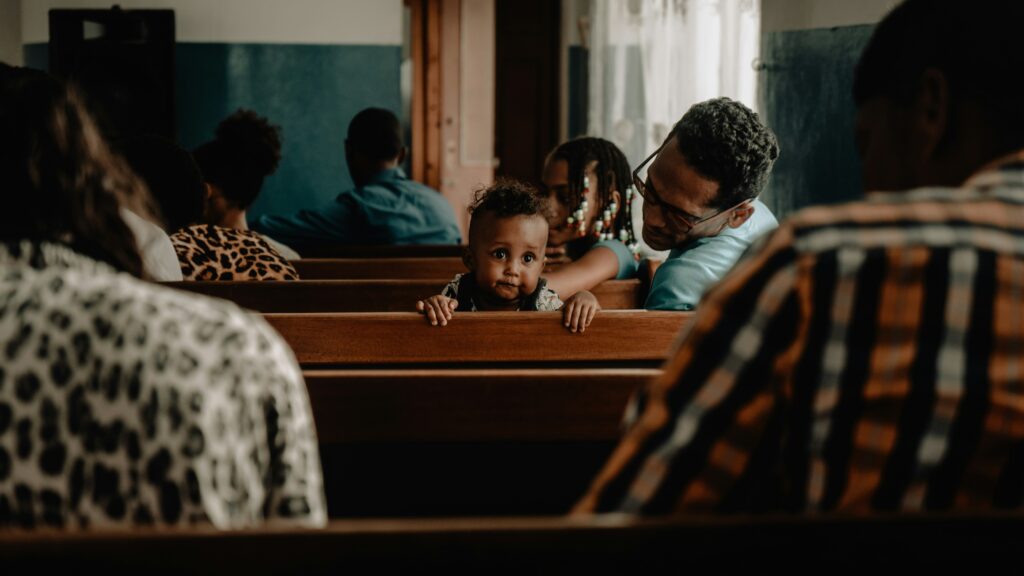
631;144;745;234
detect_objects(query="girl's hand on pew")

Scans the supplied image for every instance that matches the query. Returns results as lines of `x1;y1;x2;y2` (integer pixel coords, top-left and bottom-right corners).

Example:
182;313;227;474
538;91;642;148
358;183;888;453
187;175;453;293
562;290;600;333
417;295;458;326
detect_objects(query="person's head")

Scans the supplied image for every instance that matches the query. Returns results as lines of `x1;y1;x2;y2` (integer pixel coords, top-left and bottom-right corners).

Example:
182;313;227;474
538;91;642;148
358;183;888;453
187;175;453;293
853;0;1024;193
0;65;150;276
635;97;779;251
465;180;549;308
120;135;206;232
192;109;282;225
541;137;636;254
345;107;406;187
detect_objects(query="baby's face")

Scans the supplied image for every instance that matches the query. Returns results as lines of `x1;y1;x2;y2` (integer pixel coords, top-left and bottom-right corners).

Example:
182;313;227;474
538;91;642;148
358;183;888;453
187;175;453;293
468;212;548;307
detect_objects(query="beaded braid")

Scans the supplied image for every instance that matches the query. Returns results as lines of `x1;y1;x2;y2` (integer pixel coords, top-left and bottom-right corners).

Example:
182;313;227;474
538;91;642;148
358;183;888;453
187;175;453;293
549;137;639;258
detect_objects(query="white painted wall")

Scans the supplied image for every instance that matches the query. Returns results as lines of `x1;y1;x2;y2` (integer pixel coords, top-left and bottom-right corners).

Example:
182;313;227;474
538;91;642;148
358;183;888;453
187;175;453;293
761;0;897;33
1;0;22;64
440;0;496;239
20;0;402;45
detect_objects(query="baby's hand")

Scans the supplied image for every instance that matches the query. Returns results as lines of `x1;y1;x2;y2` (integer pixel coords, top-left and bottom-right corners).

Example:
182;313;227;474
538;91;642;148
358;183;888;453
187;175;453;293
416;295;458;326
562;290;600;333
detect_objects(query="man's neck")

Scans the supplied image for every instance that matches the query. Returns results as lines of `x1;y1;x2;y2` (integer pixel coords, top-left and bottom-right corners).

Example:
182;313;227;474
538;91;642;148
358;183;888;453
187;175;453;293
353;162;400;188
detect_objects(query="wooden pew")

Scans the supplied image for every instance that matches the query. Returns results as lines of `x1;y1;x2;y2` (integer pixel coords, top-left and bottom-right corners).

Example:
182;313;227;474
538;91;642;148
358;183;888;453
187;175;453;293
306;368;655;443
293;257;468;279
166;279;646;312
307;368;657;516
297;243;465;258
264;310;692;368
291;257;566;279
3;513;1021;572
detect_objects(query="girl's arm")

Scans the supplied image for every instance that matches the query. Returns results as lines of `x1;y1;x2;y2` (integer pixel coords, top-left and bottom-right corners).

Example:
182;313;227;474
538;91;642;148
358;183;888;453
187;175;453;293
544;244;621;300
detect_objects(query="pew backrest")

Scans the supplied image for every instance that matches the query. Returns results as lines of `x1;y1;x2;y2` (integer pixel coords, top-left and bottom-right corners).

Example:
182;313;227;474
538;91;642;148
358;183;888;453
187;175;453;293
297;244;466;258
305;367;658;444
166;279;646;312
264;310;692;368
2;514;1019;572
292;258;566;280
293;257;468;279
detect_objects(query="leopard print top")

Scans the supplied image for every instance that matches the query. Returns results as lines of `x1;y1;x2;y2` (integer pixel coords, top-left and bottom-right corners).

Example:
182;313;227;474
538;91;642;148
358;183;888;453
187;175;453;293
0;241;325;529
170;225;299;281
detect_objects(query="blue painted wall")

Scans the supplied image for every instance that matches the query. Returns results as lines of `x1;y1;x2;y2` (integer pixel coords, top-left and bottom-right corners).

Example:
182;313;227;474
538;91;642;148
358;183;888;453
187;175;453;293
24;41;402;220
758;25;874;220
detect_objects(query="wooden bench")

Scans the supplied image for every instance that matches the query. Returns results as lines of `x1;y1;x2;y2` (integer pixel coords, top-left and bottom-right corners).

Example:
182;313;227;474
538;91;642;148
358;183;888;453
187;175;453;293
166;279;646;312
3;513;1020;572
292;257;468;279
297;243;465;258
307;367;657;516
268;312;688;514
291;257;566;279
264;310;691;368
306;368;654;444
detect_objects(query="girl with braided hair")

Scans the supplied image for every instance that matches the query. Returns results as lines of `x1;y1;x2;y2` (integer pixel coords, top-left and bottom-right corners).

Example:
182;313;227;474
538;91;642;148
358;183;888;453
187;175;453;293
193;109;300;260
540;137;643;300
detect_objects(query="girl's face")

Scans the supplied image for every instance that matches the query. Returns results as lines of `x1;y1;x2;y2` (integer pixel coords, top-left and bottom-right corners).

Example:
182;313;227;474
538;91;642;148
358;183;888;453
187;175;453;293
466;212;549;310
540;158;600;250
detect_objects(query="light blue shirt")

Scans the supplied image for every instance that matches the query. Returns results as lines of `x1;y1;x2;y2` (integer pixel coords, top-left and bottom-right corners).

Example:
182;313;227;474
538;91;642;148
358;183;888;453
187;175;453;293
251;168;462;250
594;199;779;311
647;199;778;310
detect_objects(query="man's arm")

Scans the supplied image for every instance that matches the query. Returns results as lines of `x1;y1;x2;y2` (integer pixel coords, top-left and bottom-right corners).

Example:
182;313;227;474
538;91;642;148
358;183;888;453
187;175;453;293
574;225;805;514
251;195;360;249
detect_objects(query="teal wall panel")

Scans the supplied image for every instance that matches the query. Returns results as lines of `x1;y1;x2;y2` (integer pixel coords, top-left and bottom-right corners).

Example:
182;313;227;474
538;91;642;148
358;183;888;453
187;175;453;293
176;43;402;220
22;42;47;71
23;41;402;221
758;25;874;220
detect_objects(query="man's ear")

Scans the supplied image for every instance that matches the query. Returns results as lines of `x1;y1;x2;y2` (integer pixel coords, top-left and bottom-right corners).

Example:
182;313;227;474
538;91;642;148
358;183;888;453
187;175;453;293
726;201;755;229
396;146;408;166
914;67;950;164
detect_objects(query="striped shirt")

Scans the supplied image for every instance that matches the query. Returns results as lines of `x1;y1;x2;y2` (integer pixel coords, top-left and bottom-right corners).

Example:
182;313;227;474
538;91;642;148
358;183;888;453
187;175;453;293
576;152;1024;514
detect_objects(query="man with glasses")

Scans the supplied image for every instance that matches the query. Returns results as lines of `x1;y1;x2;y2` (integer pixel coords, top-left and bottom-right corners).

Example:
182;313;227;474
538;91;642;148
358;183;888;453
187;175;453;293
633;97;780;310
576;0;1024;516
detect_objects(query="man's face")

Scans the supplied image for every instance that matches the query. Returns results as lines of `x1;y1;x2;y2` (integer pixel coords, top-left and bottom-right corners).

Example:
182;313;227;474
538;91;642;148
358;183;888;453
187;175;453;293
856;97;920;192
640;135;725;251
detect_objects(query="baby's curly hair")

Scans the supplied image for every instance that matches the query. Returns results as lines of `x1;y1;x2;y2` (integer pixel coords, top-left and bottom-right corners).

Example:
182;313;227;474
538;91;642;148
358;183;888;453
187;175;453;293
467;178;549;243
671;97;780;209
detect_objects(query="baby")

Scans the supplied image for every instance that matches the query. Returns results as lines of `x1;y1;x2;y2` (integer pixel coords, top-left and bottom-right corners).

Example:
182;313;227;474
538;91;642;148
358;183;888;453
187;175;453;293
416;179;599;332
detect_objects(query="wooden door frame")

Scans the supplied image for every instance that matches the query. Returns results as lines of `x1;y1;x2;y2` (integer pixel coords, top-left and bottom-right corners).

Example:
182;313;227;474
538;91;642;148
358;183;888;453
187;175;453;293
407;0;443;190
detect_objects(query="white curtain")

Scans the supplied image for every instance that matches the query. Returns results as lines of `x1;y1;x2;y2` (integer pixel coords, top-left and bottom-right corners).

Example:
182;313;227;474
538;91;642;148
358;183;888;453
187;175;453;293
587;0;761;167
585;0;760;257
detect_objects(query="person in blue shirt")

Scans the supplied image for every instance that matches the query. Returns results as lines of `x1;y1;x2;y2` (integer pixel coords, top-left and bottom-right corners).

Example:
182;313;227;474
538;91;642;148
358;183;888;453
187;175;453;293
546;98;780;310
251;107;462;250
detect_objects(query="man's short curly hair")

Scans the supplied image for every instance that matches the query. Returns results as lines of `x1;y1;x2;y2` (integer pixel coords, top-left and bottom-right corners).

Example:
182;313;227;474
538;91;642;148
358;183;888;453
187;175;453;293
671;97;780;209
467;178;548;244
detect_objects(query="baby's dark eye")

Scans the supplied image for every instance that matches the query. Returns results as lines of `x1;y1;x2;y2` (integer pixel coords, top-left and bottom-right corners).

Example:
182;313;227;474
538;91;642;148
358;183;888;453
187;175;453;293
523;254;535;263
492;249;508;259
